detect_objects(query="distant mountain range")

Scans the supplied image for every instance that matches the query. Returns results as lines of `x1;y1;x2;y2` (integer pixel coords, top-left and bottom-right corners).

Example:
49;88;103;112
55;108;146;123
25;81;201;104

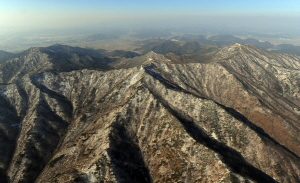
275;44;300;56
171;34;274;49
169;34;300;57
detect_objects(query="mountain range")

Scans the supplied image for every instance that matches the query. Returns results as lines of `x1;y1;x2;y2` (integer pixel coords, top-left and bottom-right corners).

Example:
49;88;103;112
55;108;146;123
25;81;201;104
0;43;299;182
169;34;300;57
170;34;274;49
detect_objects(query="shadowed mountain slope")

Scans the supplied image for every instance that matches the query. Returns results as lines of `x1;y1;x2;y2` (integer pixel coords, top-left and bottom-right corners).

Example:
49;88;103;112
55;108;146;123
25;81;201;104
276;44;300;56
105;50;140;58
136;40;202;55
0;50;14;60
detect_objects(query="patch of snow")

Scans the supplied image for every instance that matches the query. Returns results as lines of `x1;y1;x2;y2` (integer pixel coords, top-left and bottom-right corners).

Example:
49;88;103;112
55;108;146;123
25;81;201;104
211;132;218;140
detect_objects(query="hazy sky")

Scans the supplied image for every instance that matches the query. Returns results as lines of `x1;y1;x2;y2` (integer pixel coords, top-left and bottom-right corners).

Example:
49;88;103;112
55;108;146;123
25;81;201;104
1;0;300;35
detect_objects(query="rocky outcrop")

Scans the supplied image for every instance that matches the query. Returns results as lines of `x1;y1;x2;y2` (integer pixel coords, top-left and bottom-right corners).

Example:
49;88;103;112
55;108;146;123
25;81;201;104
0;44;300;182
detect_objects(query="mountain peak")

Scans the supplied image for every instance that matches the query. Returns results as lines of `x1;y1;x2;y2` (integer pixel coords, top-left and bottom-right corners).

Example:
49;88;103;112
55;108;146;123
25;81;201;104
211;43;243;61
142;51;171;65
230;43;242;47
110;51;171;69
0;45;113;84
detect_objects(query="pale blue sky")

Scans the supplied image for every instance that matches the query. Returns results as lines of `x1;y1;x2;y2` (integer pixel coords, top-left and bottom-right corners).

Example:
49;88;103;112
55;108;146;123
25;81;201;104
0;0;300;34
2;0;300;15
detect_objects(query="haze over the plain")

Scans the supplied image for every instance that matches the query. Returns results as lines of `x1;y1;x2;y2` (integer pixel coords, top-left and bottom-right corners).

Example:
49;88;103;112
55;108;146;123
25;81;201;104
1;0;300;35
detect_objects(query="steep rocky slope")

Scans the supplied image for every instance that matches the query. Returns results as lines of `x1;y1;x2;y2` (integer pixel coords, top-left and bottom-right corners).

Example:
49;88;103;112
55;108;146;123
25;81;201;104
145;44;300;156
0;44;111;84
0;44;299;182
